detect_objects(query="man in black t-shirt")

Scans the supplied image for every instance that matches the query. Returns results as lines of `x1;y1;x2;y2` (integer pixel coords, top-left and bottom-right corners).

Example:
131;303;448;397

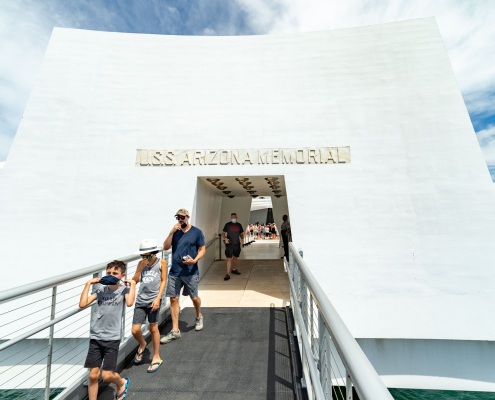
222;212;244;281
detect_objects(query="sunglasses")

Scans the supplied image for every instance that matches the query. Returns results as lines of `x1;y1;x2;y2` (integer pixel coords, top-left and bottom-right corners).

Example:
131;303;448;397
175;215;186;220
141;254;152;259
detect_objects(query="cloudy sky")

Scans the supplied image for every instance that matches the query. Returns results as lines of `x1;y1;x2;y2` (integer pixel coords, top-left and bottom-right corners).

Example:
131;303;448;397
1;0;494;179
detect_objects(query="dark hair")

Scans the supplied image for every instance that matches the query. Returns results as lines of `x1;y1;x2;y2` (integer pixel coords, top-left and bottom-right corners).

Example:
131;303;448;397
231;212;237;216
283;214;288;220
106;260;127;274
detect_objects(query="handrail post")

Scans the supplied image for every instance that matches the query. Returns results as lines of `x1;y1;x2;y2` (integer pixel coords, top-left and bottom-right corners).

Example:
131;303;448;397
45;286;57;400
318;312;330;397
346;374;353;400
218;233;222;260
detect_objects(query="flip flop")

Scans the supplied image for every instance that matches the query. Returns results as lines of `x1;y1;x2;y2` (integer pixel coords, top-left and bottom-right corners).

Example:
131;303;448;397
133;348;145;365
115;377;130;400
147;360;163;373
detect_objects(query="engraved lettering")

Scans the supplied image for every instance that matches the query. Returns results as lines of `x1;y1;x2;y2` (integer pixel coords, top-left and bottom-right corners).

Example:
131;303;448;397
181;151;192;166
308;149;318;164
272;150;280;164
152;151;162;166
194;151;205;165
243;151;253;165
258;151;269;164
322;148;336;164
338;147;351;163
164;151;174;166
231;150;240;165
282;150;295;164
296;149;306;164
139;150;150;166
207;150;218;165
136;146;350;167
220;150;230;165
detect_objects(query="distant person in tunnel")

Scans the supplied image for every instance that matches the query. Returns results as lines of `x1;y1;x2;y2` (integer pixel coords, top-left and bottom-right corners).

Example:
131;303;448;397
280;215;291;261
161;209;205;344
222;212;244;281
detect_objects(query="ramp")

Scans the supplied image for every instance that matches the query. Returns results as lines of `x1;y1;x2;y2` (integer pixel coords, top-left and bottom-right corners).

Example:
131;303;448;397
114;307;296;399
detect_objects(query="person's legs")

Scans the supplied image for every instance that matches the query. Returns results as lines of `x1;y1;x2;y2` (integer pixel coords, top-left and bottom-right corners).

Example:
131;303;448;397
88;367;100;400
182;274;203;331
149;323;161;363
170;296;180;331
226;257;232;274
225;245;234;279
131;307;148;363
282;231;289;260
192;296;203;331
131;324;146;361
231;246;241;275
100;340;128;398
160;296;181;343
192;296;202;318
101;370;126;398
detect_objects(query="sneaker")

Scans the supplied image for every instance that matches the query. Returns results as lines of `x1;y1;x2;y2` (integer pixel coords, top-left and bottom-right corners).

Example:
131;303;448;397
231;269;241;275
224;274;230;281
195;316;203;331
160;330;181;344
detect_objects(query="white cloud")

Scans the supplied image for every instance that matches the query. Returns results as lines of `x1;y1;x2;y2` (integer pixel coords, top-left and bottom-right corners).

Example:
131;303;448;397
238;0;495;98
477;126;495;165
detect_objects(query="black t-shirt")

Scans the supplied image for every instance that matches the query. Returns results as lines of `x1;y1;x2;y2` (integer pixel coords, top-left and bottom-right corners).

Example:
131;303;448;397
223;222;244;245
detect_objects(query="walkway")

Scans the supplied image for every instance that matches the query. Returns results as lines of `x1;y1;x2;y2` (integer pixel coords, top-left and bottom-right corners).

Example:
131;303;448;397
100;240;296;399
184;239;290;308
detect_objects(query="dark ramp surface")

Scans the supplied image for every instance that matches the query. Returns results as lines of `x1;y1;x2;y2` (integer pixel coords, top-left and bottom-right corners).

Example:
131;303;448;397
120;307;295;400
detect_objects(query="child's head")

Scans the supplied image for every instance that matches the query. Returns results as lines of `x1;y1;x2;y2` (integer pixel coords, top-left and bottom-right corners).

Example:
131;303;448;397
106;260;127;278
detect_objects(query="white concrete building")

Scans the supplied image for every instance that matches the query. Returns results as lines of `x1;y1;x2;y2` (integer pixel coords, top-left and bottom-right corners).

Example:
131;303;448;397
1;17;495;391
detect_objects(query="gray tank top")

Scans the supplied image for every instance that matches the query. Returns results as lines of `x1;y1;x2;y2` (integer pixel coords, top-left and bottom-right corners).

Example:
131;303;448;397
90;285;129;341
136;258;163;306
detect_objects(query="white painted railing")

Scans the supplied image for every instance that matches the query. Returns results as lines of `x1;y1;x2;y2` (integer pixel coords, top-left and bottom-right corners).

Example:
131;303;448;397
287;242;394;400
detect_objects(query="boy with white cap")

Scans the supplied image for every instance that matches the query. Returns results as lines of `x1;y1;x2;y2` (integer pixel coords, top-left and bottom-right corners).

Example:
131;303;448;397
131;239;167;373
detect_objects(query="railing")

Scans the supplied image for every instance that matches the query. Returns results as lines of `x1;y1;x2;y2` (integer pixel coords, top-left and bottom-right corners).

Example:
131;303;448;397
286;242;393;400
0;235;219;400
0;235;218;400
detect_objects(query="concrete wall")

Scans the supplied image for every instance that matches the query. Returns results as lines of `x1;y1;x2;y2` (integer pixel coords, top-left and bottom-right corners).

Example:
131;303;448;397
1;18;495;390
249;209;268;224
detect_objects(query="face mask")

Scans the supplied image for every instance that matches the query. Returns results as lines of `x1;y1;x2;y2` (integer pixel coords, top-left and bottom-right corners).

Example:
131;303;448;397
100;275;120;286
231;218;237;223
180;222;187;229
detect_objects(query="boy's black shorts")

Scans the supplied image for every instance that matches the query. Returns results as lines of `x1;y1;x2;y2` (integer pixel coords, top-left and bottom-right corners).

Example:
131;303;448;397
84;339;121;371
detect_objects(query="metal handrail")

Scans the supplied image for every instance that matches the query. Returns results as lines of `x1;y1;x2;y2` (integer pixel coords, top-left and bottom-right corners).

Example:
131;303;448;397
0;236;218;305
0;236;218;400
287;276;326;399
288;242;393;400
0;252;166;304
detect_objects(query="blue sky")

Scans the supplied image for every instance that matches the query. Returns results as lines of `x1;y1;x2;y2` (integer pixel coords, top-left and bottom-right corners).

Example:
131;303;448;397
1;0;494;179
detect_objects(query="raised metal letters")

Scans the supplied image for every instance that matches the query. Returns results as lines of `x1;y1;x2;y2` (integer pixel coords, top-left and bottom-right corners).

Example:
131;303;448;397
135;147;351;166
